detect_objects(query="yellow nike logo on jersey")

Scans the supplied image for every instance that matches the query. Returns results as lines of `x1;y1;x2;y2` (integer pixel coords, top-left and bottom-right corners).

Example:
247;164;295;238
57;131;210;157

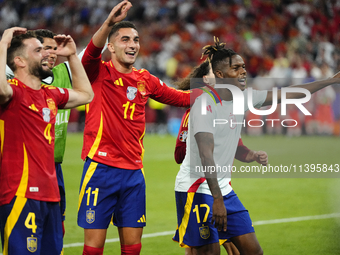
29;104;39;112
137;215;146;223
114;78;124;86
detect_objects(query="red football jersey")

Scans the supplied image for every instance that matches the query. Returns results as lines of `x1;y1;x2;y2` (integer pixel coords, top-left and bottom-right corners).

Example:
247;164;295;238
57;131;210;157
0;79;69;206
81;40;195;169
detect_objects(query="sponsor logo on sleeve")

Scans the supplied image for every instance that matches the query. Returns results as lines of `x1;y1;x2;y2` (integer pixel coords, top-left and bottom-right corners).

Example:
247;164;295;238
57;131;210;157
179;130;188;142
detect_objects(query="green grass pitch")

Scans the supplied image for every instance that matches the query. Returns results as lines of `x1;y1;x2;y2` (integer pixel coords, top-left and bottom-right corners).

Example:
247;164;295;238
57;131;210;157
56;134;340;254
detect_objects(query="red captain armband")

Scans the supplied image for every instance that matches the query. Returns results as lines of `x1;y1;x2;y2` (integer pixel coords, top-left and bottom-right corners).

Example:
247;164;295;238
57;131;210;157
235;139;250;162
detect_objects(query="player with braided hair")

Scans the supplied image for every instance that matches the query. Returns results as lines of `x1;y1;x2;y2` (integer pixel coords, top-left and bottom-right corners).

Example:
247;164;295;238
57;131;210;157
201;37;237;72
173;38;340;255
173;59;268;255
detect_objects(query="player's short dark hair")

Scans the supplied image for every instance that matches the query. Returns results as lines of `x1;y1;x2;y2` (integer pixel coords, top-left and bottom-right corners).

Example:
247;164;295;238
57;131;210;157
202;37;237;74
7;31;37;72
174;60;211;90
34;29;56;40
108;21;138;41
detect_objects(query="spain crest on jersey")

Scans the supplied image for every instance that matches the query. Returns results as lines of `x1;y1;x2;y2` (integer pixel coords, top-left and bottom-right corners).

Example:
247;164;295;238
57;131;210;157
42;108;51;122
137;82;146;97
127;86;138;100
27;235;37;252
86;209;95;224
46;98;57;115
199;225;210;239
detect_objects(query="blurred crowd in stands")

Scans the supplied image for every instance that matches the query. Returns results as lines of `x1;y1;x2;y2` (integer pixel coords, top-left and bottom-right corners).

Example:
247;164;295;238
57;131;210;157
1;0;340;135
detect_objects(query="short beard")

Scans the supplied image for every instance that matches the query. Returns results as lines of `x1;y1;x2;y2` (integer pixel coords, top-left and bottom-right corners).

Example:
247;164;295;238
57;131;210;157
38;66;53;80
30;62;53;80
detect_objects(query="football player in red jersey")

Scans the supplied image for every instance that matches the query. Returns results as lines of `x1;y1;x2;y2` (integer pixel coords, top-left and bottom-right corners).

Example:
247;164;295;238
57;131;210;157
0;27;93;255
77;1;201;255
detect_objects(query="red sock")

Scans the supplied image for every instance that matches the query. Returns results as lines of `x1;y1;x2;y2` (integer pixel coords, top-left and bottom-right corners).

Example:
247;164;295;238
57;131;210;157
82;244;104;255
121;243;142;255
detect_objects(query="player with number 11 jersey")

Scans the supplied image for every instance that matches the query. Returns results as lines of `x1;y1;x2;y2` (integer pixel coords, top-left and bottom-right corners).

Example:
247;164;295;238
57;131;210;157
81;39;194;169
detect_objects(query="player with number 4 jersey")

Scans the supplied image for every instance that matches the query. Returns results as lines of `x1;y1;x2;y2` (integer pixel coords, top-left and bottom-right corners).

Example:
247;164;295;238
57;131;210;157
0;27;93;255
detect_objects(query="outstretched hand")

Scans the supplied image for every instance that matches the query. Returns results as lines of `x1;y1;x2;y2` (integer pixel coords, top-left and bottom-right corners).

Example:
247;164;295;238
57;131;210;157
53;34;77;57
1;27;27;48
107;0;132;26
254;151;268;166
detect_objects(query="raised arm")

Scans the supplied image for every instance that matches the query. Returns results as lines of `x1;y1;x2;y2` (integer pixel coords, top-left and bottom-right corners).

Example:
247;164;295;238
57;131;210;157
92;0;132;48
262;72;340;107
195;132;227;232
0;27;27;105
53;35;93;108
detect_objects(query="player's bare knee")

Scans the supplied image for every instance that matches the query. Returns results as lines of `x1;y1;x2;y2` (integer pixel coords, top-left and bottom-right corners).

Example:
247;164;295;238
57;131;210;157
192;243;220;255
251;247;263;255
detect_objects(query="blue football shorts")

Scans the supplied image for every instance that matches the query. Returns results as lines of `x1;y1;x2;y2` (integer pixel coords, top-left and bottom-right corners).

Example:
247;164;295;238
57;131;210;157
55;162;66;222
173;190;254;247
0;196;63;255
77;158;146;229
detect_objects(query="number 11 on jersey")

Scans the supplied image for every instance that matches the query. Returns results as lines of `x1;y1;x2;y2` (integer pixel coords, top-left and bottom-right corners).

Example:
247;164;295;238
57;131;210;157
123;101;136;120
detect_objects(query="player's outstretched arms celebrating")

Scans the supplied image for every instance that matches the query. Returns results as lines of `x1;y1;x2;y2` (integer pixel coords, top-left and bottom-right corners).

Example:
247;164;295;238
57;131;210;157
92;0;132;48
0;27;27;104
262;71;340;107
53;34;94;108
195;132;227;232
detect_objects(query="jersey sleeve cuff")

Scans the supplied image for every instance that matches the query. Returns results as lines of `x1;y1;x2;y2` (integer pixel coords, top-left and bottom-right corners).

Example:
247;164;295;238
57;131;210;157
87;39;105;58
